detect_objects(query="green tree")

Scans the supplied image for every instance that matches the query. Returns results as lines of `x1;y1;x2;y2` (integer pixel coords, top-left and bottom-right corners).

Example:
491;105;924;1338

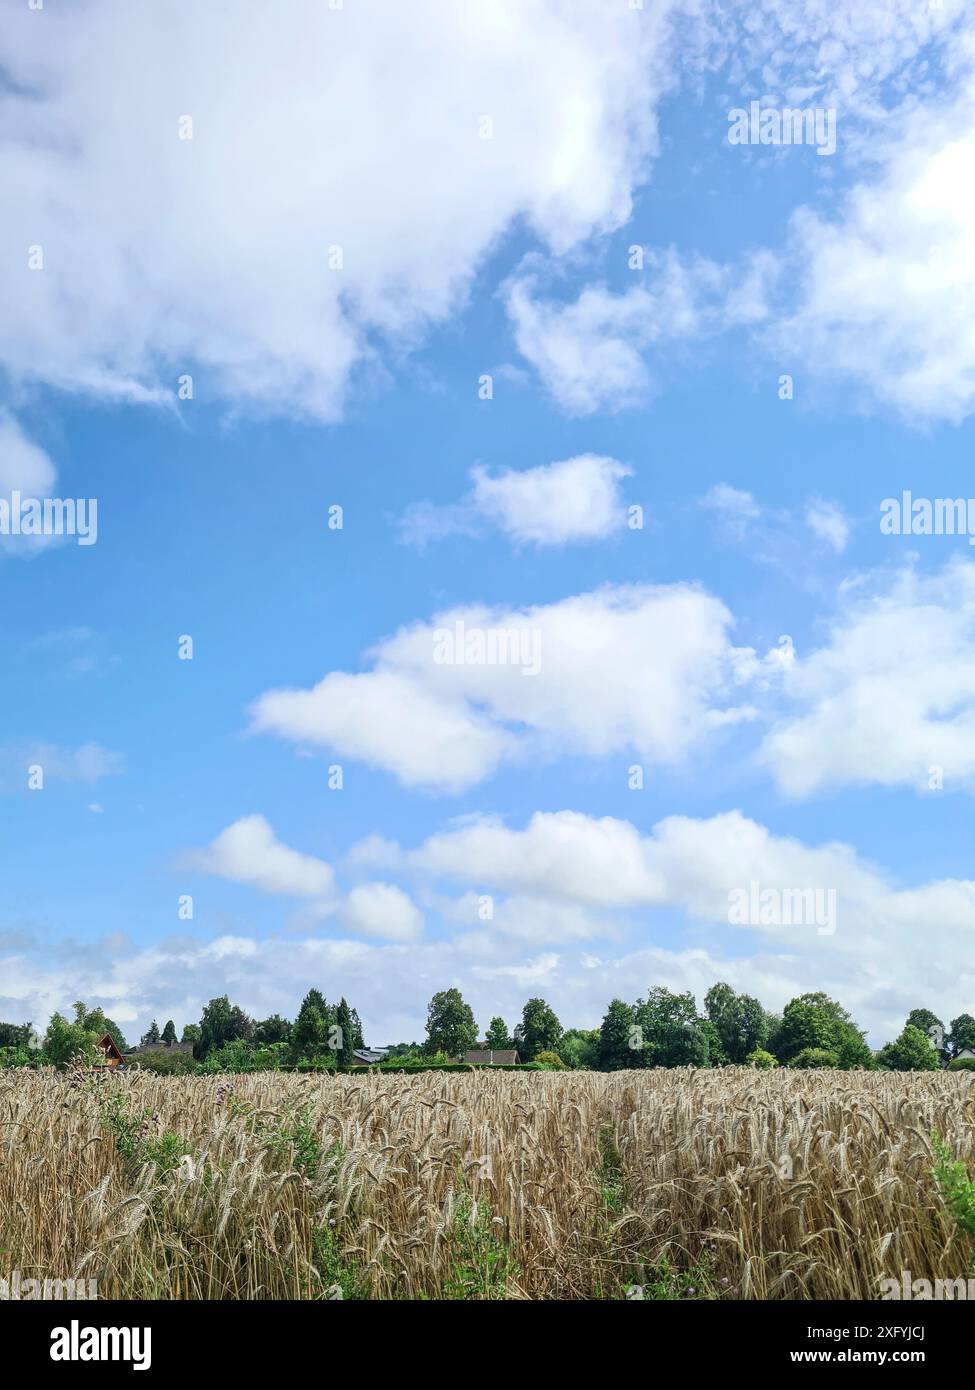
906;1008;944;1037
558;1028;600;1070
73;1003;127;1052
745;1048;777;1069
634;987;709;1068
253;1014;291;1045
876;1024;941;1072
161;1019;177;1045
141;1019;161;1046
704;983;770;1063
484;1016;512;1051
598;999;638;1071
335;997;356;1066
181;1023;201;1046
197;996;252;1059
290;989;332;1063
906;1009;947;1062
948;1014;975;1058
0;1022;32;1048
836;1032;875;1070
425;988;477;1057
0;1045;37;1069
43;1012;97;1069
698;1018;728;1067
517;998;563;1062
773;993;871;1069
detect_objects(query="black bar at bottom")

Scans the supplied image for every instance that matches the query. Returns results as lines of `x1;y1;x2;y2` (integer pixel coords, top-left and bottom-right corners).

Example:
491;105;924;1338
1;1297;965;1374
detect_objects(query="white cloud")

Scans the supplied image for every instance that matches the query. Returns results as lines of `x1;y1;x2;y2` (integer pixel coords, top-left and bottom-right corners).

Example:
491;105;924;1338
806;498;850;553
342;882;423;943
447;891;616;945
0;741;122;793
189;814;335;897
702;483;761;536
702;484;852;576
776;92;975;421
505;251;715;414
4;2;971;428
0;413;59;558
763;560;975;796
401;453;633;549
5;804;966;1047
1;0;674;420
410;811;665;908
188;818;430;943
397;807;878;927
354;804;975;1042
252;670;510;794
251;583;768;791
0;412;56;497
470;455;632;545
681;0;963;116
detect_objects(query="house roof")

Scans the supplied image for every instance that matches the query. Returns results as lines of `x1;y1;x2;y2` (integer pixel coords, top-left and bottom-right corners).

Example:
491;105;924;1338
94;1032;125;1062
126;1041;195;1054
462;1049;520;1065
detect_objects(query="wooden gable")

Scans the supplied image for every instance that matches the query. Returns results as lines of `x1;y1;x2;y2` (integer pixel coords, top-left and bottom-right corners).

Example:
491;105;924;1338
94;1032;125;1066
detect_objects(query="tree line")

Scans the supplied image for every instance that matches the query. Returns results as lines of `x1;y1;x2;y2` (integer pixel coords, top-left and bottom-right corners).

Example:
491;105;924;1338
411;985;975;1071
0;991;365;1073
2;985;974;1073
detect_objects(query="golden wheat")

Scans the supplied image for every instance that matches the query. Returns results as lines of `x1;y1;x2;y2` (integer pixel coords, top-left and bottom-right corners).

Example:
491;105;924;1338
0;1067;971;1300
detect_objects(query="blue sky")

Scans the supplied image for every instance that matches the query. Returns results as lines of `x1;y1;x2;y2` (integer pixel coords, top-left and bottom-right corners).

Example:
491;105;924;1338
2;0;975;1047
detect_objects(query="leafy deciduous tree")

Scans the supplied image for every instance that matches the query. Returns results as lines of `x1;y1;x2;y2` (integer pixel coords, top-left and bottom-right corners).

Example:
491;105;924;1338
598;999;638;1071
517;998;562;1062
425;988;477;1058
634;987;709;1068
948;1014;975;1058
253;1014;292;1045
772;993;871;1069
705;983;770;1063
197;996;253;1059
558;1027;600;1070
876;1024;941;1072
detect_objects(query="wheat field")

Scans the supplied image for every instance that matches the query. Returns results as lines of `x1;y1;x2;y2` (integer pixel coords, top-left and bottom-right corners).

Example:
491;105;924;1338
0;1066;971;1300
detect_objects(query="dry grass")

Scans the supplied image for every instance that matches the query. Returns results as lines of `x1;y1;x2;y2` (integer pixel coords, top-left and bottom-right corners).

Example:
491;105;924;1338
1;1066;972;1300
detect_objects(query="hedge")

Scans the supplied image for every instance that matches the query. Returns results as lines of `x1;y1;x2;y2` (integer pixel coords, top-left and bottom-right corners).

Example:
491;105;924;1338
340;1061;543;1074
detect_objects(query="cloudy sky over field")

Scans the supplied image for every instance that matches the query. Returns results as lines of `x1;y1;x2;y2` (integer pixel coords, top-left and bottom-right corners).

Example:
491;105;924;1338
3;0;975;1047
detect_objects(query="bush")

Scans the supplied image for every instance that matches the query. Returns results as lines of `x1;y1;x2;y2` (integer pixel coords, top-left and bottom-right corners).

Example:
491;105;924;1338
289;1053;338;1073
339;1061;544;1075
949;1057;975;1071
745;1049;778;1069
368;1062;474;1073
932;1135;975;1246
535;1051;567;1070
129;1049;198;1075
197;1039;289;1073
789;1048;838;1069
0;1046;39;1069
